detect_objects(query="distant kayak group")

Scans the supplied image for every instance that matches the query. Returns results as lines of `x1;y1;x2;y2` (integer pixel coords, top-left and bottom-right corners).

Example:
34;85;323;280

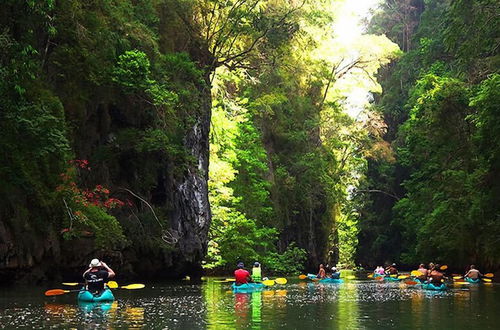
369;263;494;290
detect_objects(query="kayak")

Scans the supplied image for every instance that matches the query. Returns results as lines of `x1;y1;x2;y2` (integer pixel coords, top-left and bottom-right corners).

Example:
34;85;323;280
421;283;447;291
78;289;115;302
384;276;401;282
465;277;480;284
232;283;265;293
319;278;343;284
373;273;384;278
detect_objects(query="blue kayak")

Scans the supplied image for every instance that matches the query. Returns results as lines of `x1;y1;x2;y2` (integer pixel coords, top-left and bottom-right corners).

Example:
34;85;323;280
384;276;401;282
465;277;480;283
78;289;115;302
421;283;447;291
232;283;265;292
319;278;343;284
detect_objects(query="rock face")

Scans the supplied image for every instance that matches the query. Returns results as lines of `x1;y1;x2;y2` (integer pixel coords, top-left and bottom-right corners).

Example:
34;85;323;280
0;0;214;284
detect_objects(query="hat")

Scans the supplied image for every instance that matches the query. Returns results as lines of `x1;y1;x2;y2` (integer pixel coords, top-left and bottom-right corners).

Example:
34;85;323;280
89;258;102;268
237;262;244;269
254;262;260;267
392;263;396;266
332;267;337;272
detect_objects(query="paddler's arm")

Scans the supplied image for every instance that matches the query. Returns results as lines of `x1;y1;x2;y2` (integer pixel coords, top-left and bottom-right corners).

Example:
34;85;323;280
101;262;115;278
83;267;92;277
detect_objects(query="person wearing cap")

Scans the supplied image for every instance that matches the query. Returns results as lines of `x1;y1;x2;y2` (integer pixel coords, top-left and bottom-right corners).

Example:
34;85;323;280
234;262;252;285
83;259;115;294
252;262;262;282
331;266;341;279
385;263;398;275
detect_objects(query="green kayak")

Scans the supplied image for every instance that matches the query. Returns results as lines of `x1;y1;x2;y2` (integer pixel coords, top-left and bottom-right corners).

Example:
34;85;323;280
78;289;115;302
232;283;265;293
421;283;447;291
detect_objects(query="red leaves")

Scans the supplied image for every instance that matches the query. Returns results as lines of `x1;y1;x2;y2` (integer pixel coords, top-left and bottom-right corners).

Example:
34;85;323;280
57;160;127;210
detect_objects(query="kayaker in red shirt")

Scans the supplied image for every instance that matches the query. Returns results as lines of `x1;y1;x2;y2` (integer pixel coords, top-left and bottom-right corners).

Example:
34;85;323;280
234;262;251;285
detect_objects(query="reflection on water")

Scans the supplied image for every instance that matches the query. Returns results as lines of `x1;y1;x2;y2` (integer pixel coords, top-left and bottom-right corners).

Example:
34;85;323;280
0;279;499;329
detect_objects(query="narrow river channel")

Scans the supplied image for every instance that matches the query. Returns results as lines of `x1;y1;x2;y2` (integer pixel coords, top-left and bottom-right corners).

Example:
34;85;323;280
0;277;498;329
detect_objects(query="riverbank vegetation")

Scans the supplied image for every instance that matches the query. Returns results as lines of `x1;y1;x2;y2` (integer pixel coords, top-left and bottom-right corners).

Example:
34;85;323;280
356;0;500;270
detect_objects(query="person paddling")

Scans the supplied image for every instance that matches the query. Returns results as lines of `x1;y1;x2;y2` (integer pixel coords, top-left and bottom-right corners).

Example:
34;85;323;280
235;262;252;285
83;259;115;294
428;264;445;284
386;263;398;275
317;264;326;279
252;262;262;282
464;265;483;280
331;266;341;279
417;264;428;281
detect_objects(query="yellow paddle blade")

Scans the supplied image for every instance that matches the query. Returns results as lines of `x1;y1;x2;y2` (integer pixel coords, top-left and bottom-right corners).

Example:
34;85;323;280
440;265;448;270
411;270;424;277
121;284;145;289
482;278;492;283
405;280;418;285
390;274;397;278
298;274;307;280
346;275;356;280
263;280;275;286
367;274;373;278
398;275;408;279
225;278;236;282
484;273;494;278
62;282;81;286
453;276;462;280
454;281;469;285
107;281;118;289
275;278;287;285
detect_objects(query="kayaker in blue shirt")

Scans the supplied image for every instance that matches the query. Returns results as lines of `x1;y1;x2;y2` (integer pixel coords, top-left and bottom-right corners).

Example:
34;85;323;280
83;259;115;294
331;267;340;279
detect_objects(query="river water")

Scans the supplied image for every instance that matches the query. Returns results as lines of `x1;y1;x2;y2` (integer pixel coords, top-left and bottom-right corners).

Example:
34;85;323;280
0;276;498;329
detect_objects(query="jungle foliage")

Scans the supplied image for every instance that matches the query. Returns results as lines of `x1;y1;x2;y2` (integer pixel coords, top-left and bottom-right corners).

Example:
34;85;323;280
357;0;500;269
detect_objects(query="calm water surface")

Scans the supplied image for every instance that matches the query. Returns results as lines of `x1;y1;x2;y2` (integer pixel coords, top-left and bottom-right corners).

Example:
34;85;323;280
0;277;498;329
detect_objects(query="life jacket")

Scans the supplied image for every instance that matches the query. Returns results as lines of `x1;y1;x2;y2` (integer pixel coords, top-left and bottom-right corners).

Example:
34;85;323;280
252;267;261;281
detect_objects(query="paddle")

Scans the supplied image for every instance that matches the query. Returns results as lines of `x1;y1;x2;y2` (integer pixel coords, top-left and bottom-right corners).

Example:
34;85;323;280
45;289;80;296
411;270;424;277
484;273;494;278
262;280;275;286
275;278;287;285
398;275;409;279
404;280;418;285
482;278;492;283
298;274;307;280
367;274;373;278
62;282;82;286
440;265;448;270
107;281;145;289
453;276;463;280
